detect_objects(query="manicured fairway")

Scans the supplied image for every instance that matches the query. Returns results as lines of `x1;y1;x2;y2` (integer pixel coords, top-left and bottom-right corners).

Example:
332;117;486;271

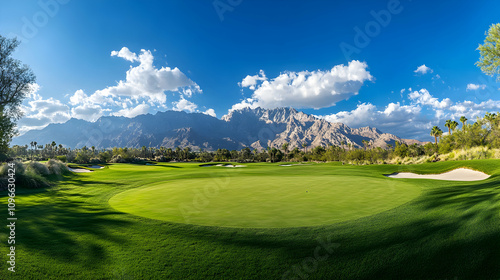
110;175;420;227
1;160;500;279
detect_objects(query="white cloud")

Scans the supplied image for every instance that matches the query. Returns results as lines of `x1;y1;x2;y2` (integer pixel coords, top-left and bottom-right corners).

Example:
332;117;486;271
111;47;138;62
318;102;430;139
466;83;487;91
95;48;200;104
408;88;452;109
414;64;433;75
19;96;71;134
234;60;373;110
69;89;88;105
239;70;267;90
17;47;206;134
70;104;103;121
229;98;259;112
203;108;216;117
173;96;198;113
113;103;150;118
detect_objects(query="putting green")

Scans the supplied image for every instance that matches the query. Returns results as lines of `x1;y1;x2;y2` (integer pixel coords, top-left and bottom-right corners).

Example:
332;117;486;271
109;175;421;228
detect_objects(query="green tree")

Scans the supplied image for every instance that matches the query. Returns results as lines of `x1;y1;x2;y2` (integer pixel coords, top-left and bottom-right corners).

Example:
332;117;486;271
460;116;468;130
450;120;459;134
430;126;443;146
281;142;289;160
0;36;36;156
476;23;500;81
444;120;453;135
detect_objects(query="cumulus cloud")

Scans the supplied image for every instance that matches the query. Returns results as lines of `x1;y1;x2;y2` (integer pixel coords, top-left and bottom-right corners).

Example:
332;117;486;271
239;70;267;90
69;89;88;106
71;104;104;121
318;102;430;139
203;108;216;117
93;49;200;104
414;64;433;75
466;83;487;91
113;103;150;118
173;96;198;113
17;47;206;134
111;47;138;62
19;96;71;133
408;88;452;109
234;60;373;111
316;87;500;140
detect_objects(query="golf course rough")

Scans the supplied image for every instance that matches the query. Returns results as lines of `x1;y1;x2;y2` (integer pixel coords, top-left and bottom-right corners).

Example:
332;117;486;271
109;174;421;228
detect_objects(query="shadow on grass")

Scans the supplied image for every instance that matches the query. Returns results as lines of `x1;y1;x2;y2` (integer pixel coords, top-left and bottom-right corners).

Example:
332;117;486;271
8;175;133;269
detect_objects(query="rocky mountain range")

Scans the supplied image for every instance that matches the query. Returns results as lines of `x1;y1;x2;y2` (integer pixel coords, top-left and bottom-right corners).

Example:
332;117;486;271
12;107;425;150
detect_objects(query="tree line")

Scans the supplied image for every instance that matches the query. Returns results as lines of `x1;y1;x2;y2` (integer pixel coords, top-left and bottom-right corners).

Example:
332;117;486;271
5;111;499;165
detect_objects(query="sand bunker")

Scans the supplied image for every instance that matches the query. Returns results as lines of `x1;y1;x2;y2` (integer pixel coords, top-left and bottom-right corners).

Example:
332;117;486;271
68;167;93;173
385;168;490;181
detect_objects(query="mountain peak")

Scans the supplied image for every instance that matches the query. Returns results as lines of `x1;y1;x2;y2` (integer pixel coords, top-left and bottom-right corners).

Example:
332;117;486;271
13;108;425;150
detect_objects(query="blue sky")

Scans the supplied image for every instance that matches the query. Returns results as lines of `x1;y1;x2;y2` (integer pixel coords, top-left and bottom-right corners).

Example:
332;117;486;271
1;0;499;141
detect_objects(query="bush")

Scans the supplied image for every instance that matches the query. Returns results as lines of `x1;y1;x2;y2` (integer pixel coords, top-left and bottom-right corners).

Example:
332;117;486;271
0;160;25;176
56;155;67;162
110;155;127;163
89;158;102;164
47;159;69;175
26;161;50;176
155;155;167;162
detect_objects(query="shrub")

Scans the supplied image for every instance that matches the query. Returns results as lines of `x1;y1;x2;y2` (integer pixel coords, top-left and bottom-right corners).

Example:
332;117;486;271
56;155;67;162
155;155;167;162
89;158;102;164
26;161;50;176
110;155;127;163
47;159;69;175
0;160;25;176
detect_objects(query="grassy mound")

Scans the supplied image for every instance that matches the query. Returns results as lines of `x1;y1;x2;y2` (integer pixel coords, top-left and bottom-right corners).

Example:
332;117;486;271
110;175;420;228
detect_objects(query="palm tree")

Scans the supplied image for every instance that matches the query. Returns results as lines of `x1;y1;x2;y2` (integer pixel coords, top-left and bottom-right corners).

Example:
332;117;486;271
51;141;56;158
33;141;37;158
450;121;458;134
281;142;289;160
460;116;468;130
444;120;453;135
302;142;308;154
30;141;34;160
361;140;368;150
430;126;443;145
484;112;497;128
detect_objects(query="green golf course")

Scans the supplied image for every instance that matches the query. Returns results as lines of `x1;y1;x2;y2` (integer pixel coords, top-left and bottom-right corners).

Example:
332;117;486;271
110;174;420;228
1;160;500;279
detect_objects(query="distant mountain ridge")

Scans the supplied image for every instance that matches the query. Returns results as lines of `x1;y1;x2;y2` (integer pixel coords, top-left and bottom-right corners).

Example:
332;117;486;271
13;107;426;150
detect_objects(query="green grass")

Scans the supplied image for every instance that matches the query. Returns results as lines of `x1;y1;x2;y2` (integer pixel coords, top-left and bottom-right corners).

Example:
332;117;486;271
110;174;420;228
1;160;500;279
